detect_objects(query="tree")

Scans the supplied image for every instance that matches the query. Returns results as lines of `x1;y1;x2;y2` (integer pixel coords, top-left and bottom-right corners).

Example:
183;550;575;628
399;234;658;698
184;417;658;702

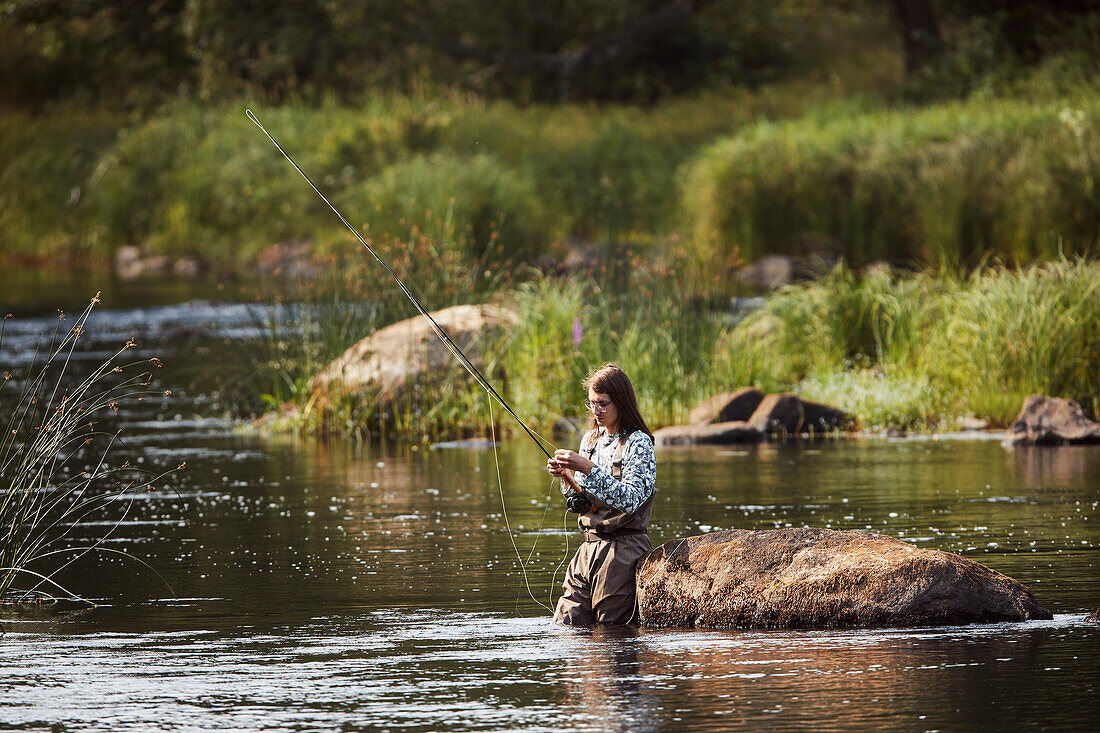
890;0;943;76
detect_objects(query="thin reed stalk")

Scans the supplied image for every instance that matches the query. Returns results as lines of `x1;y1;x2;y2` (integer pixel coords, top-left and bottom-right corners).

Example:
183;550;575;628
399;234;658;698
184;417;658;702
0;295;177;603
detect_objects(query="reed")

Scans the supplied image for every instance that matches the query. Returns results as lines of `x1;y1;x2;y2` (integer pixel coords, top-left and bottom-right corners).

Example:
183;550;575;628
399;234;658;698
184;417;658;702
718;257;1100;428
258;257;1098;438
0;295;175;603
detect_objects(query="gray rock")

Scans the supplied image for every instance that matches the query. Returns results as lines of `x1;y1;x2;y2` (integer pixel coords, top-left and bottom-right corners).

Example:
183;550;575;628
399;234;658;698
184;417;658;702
747;393;847;435
173;257;209;278
311;304;519;404
1004;395;1100;446
114;246;171;280
688;387;765;425
735;255;793;290
653;421;763;446
637;528;1052;629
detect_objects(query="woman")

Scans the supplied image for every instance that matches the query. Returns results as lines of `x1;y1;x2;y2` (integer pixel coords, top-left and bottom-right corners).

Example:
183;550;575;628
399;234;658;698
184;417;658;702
547;363;656;625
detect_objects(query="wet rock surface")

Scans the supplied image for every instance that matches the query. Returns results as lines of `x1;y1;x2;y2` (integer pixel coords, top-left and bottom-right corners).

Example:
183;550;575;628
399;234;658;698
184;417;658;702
636;528;1052;629
687;387;765;425
1004;395;1100;446
747;393;848;435
658;391;846;444
654;421;763;446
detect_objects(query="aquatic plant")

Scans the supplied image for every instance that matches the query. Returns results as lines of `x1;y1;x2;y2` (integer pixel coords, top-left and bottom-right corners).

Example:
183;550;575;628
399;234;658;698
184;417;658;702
718;257;1100;428
0;295;176;604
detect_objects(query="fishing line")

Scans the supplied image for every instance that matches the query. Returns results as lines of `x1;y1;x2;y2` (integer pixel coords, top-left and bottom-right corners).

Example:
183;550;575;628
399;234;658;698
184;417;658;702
245;110;558;460
249;109;582;614
486;391;553;613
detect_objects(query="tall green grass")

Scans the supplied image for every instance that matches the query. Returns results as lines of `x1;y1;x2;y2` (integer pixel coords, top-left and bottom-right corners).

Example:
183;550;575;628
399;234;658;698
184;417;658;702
685;97;1100;268
718;257;1100;428
271;257;1099;439
0;94;754;264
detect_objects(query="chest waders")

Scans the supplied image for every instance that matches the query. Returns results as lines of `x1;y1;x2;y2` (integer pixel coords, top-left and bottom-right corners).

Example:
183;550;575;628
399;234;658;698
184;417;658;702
553;432;654;626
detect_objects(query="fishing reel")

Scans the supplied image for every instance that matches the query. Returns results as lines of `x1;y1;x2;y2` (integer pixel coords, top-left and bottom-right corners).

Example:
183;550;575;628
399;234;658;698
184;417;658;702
567;492;591;514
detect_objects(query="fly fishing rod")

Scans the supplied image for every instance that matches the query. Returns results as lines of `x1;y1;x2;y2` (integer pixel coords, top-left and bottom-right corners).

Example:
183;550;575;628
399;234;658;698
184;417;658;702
246;110;585;495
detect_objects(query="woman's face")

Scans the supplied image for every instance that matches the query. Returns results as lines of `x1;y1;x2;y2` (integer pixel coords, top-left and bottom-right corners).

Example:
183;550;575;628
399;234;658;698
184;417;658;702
588;387;619;433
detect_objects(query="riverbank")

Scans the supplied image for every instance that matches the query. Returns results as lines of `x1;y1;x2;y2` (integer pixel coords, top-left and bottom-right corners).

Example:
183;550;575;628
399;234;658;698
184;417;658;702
3;58;1098;277
251;257;1098;441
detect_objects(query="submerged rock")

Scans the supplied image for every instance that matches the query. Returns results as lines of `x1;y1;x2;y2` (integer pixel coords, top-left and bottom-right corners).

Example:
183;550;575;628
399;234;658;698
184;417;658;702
747;394;847;435
1004;395;1100;446
311;304;519;403
687;387;765;425
653;421;763;446
636;528;1051;629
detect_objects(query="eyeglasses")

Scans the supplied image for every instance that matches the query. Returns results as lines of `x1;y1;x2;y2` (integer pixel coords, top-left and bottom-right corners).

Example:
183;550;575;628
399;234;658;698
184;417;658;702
584;399;613;412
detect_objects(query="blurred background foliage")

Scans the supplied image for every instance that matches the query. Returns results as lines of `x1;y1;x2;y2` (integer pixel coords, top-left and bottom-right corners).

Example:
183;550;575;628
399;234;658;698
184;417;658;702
1;0;1099;272
3;0;1098;109
1;0;1098;434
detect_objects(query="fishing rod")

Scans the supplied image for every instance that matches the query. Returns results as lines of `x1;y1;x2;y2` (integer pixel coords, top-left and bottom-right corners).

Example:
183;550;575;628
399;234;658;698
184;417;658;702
246;109;585;495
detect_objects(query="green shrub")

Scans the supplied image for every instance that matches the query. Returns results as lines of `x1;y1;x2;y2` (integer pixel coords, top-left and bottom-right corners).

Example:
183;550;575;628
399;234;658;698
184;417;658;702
343;151;549;263
684;97;1100;268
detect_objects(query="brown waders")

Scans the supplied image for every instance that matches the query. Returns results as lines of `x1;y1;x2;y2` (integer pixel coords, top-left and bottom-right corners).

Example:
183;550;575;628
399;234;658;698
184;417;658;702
554;433;654;626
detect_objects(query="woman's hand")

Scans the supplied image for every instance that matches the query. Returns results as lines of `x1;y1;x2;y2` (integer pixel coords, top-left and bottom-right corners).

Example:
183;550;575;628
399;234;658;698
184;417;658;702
547;450;595;477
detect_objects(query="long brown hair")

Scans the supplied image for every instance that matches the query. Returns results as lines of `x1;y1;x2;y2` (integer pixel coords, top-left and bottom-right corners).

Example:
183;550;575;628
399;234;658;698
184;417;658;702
583;363;652;439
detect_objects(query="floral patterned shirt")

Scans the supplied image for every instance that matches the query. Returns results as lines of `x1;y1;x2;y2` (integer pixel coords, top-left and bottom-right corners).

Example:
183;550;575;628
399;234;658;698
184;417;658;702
560;427;657;514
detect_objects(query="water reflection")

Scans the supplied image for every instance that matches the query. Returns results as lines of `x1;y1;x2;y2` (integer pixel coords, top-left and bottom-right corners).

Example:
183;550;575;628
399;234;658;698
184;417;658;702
561;626;661;733
1009;444;1100;486
2;297;1099;731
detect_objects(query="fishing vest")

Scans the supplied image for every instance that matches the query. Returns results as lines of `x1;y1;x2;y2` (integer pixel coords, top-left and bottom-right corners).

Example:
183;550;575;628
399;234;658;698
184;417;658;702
577;430;654;537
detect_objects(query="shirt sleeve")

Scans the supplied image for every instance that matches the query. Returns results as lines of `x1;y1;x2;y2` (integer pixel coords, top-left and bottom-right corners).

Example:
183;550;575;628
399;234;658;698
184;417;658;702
581;431;656;514
559;430;596;498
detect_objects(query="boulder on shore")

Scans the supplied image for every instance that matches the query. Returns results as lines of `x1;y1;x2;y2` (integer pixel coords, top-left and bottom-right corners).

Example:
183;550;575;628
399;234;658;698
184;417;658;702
311;304;518;402
735;255;793;290
1004;395;1100;446
747;393;847;435
636;528;1051;629
654;421;763;446
688;387;765;425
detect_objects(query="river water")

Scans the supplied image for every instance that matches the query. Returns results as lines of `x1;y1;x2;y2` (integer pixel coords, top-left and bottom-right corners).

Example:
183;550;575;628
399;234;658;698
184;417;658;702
1;277;1097;731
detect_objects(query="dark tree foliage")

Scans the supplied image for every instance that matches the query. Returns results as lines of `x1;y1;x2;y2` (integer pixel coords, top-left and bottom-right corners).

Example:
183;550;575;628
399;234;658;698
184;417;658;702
1;0;1093;108
1;0;191;108
947;0;1100;60
185;0;335;102
2;0;797;106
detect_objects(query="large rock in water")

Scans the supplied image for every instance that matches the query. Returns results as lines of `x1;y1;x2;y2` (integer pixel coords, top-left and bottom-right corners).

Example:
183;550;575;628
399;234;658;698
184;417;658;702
747;394;847;435
636;528;1051;629
1004;395;1100;446
653;421;763;446
311;304;518;400
687;387;765;425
